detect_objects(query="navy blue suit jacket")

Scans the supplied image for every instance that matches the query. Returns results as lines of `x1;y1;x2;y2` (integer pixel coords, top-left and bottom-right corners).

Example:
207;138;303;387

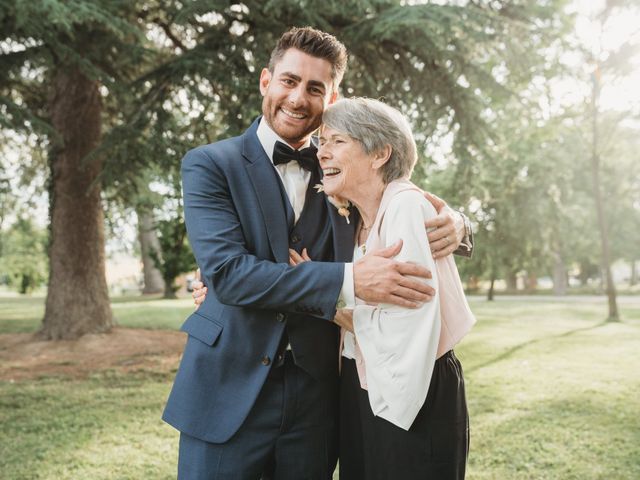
163;118;356;443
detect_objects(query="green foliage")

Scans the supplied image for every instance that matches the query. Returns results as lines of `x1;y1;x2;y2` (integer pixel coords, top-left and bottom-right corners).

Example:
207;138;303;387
150;211;196;299
0;0;148;139
0;217;48;293
597;120;640;264
431;0;640;292
4;0;616;297
89;0;571;201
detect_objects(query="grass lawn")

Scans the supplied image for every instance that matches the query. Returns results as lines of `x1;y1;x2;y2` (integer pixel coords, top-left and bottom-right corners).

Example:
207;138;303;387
1;294;639;479
0;293;194;333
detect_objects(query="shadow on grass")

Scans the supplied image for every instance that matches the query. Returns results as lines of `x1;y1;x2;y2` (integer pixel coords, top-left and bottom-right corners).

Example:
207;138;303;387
465;321;608;375
468;393;640;479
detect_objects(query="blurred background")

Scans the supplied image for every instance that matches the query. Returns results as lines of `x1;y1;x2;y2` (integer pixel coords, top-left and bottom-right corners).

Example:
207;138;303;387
1;1;639;479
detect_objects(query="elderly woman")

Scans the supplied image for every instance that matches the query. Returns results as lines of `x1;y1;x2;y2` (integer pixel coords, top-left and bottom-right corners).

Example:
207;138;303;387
298;97;476;480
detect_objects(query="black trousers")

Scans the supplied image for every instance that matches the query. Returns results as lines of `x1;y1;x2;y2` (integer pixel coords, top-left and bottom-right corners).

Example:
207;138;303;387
178;352;338;480
339;351;469;480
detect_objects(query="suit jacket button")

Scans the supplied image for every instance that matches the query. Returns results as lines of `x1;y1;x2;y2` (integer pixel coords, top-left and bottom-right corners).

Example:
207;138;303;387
290;234;301;243
276;313;286;322
261;356;271;366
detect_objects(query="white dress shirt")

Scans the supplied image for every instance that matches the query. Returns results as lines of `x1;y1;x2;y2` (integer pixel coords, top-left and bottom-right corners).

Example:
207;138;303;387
255;118;355;308
256;118;311;223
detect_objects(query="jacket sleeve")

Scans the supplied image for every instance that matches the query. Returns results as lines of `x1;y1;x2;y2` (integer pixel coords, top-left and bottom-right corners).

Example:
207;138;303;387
182;146;344;320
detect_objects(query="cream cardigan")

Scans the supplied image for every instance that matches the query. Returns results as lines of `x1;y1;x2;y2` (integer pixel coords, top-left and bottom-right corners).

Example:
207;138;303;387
344;179;476;430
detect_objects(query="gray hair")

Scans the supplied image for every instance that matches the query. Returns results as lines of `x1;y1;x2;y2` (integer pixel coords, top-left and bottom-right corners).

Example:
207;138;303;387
322;98;417;184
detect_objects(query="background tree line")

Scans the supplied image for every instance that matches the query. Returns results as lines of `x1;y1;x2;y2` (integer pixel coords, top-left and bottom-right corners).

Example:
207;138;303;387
1;0;638;339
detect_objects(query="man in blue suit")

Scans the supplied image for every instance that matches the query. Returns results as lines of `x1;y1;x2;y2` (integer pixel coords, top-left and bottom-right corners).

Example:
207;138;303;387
163;27;469;479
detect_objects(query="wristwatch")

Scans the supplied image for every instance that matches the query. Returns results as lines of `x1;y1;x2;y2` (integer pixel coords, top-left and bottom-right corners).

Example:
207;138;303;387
454;212;474;258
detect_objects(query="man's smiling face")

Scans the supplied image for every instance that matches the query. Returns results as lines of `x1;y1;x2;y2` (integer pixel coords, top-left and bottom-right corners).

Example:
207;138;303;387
259;48;337;149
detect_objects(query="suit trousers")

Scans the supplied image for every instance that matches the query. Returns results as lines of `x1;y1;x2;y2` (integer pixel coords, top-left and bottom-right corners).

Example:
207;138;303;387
339;351;469;480
178;352;338;480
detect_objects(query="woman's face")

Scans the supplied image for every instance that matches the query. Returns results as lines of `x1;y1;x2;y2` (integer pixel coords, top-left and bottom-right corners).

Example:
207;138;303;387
317;126;381;200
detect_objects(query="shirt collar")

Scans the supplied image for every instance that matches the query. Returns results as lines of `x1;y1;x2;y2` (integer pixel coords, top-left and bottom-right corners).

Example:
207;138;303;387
256;117;312;165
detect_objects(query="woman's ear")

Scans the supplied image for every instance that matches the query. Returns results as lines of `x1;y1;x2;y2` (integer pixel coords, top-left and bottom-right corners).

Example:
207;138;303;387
372;144;392;170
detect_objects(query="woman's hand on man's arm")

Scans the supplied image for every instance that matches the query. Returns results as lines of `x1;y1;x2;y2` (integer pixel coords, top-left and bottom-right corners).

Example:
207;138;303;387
333;308;354;333
191;268;207;309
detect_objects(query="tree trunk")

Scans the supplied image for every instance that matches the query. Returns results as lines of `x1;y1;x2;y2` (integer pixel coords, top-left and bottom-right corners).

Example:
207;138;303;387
552;251;568;295
578;260;590;286
164;281;178;299
631;259;637;287
506;270;518;292
40;67;113;339
590;74;619;322
136;208;166;294
488;273;496;301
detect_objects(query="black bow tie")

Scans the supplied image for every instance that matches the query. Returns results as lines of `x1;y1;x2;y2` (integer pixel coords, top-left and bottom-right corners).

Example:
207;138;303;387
272;141;317;172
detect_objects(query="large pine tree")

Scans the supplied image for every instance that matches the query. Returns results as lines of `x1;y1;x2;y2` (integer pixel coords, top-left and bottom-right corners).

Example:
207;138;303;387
1;0;566;339
1;1;147;338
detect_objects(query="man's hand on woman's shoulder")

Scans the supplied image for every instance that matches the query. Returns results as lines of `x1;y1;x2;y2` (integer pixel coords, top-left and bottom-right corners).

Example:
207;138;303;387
423;191;468;259
353;240;435;308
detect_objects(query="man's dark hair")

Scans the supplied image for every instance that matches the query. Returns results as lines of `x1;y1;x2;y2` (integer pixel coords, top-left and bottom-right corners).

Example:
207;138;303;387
268;26;348;90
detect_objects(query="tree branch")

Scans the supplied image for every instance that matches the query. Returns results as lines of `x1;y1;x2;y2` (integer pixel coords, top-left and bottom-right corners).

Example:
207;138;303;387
154;20;187;51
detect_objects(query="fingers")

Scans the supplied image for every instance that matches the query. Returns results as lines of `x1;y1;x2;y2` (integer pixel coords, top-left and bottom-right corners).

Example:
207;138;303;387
427;208;464;258
393;284;434;302
192;286;206;299
333;317;354;333
386;264;435;304
289;248;309;266
428;231;455;254
387;295;421;309
370;239;403;259
432;242;458;259
423;191;446;213
194;291;206;305
354;247;437;306
425;214;453;238
193;269;204;310
396;277;435;297
395;262;432;280
430;239;457;258
333;308;355;333
192;285;207;307
381;278;435;306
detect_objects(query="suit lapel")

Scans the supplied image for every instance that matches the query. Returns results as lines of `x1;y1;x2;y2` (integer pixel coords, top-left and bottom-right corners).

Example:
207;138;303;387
243;118;290;264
